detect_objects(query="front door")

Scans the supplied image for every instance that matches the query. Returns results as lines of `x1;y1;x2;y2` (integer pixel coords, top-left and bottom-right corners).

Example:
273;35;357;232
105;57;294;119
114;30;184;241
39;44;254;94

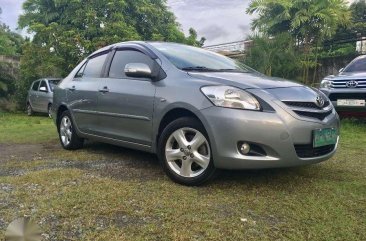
38;80;50;112
66;52;108;134
29;80;40;111
97;49;156;146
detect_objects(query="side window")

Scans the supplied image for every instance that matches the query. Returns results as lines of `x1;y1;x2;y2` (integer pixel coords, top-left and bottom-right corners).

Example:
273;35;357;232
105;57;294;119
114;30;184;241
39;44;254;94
39;80;48;92
109;50;155;79
32;81;40;91
83;53;108;78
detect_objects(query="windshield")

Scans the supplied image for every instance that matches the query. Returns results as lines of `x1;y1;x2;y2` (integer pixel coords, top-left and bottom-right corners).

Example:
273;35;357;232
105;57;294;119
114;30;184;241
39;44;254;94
150;42;252;72
343;56;366;73
49;79;61;91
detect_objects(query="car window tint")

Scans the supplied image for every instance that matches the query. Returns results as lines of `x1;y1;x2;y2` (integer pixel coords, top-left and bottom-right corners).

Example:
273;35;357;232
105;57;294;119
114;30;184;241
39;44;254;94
39;80;48;91
344;57;366;72
32;81;40;91
83;53;108;78
109;50;155;79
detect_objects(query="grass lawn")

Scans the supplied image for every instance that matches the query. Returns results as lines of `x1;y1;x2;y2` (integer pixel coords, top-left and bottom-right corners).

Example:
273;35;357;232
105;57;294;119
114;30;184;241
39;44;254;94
0;113;365;240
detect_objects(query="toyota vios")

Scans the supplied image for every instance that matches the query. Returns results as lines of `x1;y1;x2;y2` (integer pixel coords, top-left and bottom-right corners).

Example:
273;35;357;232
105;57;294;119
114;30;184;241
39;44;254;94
53;42;340;185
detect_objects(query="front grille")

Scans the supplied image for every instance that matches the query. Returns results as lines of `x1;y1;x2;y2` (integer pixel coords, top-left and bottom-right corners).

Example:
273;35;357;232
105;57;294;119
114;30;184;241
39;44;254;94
293;109;333;120
329;93;366;101
282;101;333;121
283;101;330;110
330;79;366;88
294;144;335;158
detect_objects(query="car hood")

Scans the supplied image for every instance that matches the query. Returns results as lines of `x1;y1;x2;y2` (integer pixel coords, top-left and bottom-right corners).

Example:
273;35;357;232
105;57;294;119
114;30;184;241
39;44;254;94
188;72;302;89
325;71;366;80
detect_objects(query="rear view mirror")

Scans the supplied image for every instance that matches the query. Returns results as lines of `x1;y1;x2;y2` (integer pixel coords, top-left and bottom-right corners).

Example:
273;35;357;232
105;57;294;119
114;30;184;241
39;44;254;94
124;63;152;79
39;86;47;92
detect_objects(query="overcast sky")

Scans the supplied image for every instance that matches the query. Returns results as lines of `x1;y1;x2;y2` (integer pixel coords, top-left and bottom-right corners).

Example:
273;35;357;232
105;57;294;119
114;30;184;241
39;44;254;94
0;0;355;46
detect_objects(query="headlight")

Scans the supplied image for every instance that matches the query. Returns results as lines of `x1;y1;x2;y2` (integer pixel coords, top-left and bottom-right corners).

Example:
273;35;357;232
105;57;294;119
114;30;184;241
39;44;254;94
320;79;331;88
201;86;261;110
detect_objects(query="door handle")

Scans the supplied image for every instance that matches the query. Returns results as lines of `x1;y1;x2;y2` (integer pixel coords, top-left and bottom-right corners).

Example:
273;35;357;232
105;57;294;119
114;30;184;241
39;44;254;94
68;86;76;91
99;86;109;93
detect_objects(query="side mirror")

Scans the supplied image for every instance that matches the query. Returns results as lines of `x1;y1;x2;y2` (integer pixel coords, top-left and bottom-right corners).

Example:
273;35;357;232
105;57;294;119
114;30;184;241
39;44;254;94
124;63;152;79
39;86;48;92
339;68;344;73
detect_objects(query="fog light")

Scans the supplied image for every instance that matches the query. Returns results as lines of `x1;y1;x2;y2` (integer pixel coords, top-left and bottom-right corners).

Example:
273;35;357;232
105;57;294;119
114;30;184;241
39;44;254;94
240;142;251;155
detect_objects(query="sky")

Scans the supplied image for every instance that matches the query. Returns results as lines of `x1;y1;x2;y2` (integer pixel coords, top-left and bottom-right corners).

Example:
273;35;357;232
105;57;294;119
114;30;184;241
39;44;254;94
0;0;355;46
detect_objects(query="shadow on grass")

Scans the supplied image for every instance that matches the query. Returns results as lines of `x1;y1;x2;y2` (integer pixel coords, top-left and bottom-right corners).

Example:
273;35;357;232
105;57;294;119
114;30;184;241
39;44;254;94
71;141;333;189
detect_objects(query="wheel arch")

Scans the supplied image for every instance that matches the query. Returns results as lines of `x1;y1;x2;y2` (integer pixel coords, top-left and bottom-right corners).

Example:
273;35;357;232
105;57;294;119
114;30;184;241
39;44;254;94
56;104;69;128
154;105;212;152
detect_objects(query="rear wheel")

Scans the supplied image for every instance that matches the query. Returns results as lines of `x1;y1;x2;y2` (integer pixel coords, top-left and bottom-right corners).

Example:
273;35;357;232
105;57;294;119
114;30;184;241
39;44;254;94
27;103;33;116
158;117;217;186
58;110;84;150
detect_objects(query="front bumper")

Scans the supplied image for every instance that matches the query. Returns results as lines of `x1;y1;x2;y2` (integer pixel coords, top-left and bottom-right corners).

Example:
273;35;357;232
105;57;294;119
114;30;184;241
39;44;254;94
320;88;366;112
200;95;340;169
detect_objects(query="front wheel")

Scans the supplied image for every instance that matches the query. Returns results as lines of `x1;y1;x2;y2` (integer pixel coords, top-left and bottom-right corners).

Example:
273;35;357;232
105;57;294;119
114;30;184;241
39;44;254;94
158;117;217;186
58;110;84;150
48;104;52;118
27;103;33;116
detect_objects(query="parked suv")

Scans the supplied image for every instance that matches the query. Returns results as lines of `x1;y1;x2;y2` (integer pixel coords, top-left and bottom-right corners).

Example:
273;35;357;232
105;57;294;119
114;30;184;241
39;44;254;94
53;41;340;185
320;55;366;115
27;78;61;117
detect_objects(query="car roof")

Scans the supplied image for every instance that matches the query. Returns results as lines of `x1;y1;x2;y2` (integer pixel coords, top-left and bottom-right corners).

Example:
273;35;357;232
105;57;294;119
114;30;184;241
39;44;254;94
353;55;366;61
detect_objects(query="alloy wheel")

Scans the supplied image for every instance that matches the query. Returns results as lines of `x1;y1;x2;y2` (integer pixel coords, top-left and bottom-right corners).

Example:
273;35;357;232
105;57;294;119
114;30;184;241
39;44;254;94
60;116;72;146
27;105;32;116
165;127;211;178
48;105;52;118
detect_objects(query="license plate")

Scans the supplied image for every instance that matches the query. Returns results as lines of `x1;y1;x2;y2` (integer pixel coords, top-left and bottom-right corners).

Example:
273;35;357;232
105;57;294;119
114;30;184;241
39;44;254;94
313;128;338;148
337;99;365;107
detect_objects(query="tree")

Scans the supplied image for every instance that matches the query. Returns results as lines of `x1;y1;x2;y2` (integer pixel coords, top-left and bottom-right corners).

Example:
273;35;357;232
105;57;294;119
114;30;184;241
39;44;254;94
19;0;205;70
247;0;351;83
0;7;23;97
14;42;65;106
16;0;204;108
243;33;301;80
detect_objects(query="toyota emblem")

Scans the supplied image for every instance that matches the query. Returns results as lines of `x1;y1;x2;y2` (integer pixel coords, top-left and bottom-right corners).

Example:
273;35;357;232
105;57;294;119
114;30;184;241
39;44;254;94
316;96;325;107
346;80;358;88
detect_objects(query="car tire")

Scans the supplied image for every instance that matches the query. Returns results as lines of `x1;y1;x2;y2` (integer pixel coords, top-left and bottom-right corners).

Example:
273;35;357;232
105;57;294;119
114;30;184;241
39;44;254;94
158;117;217;186
58;110;84;150
27;103;33;116
48;104;52;118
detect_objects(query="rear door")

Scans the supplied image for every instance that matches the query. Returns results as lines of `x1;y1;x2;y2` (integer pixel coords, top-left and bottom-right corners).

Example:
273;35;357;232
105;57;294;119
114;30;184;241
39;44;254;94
96;49;157;146
65;52;109;134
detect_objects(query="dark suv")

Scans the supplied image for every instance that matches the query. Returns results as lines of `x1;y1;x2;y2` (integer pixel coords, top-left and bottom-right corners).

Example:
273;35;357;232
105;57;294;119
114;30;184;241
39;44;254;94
320;55;366;115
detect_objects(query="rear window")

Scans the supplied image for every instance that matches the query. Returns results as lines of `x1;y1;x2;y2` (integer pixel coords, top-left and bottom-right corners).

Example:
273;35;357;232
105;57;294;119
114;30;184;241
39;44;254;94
31;81;40;91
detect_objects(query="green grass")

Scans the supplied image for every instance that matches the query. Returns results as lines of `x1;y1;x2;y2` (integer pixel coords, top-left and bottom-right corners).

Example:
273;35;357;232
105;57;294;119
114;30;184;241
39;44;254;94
0;112;58;143
0;114;365;240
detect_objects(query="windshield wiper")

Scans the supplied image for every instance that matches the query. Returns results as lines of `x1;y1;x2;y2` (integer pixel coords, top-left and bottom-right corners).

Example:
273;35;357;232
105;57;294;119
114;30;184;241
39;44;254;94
217;69;249;73
181;66;250;73
181;66;217;72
